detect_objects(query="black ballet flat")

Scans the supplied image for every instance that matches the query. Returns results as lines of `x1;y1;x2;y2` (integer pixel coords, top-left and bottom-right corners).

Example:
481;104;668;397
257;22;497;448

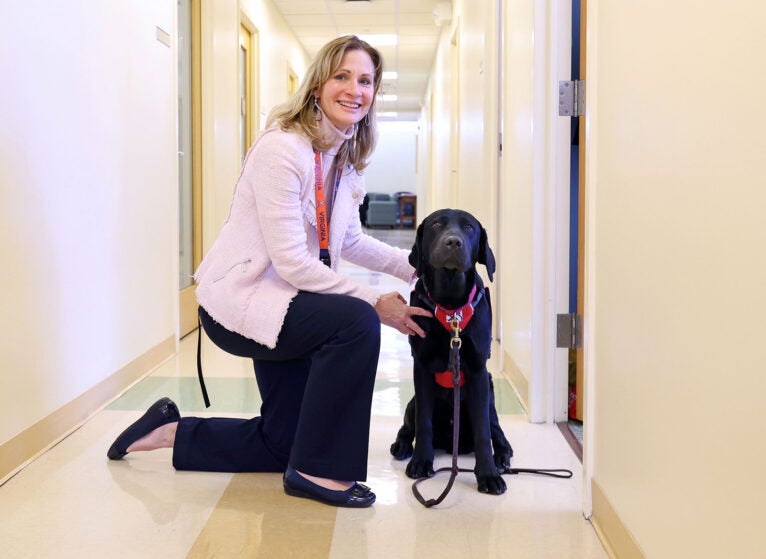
107;397;180;460
283;466;376;508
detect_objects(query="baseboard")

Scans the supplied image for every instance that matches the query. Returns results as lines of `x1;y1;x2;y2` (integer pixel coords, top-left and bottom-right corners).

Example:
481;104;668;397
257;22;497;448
0;335;175;485
590;479;646;559
502;350;529;413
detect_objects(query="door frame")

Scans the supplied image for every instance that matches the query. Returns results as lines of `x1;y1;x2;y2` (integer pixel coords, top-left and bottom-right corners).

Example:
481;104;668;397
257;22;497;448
525;0;572;424
179;0;203;338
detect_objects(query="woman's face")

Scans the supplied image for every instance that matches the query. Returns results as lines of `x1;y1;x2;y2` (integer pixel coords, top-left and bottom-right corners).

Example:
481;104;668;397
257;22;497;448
315;49;375;130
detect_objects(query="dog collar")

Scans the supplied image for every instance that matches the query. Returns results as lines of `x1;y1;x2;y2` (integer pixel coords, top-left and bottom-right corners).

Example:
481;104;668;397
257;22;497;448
432;284;479;333
415;282;484;388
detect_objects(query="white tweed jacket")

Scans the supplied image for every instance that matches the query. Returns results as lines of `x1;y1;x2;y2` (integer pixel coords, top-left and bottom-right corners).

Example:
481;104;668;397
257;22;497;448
194;118;414;348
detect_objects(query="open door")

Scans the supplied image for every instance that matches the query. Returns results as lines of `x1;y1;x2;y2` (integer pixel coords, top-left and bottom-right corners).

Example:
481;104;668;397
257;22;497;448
557;0;586;458
574;0;586;424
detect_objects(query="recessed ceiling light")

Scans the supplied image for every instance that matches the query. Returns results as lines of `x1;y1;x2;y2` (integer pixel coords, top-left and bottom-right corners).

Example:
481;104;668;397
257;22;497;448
382;71;398;80
377;94;398;102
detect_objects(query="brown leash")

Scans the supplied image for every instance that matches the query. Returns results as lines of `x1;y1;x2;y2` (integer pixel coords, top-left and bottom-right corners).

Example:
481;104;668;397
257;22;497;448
412;317;464;508
411;318;573;508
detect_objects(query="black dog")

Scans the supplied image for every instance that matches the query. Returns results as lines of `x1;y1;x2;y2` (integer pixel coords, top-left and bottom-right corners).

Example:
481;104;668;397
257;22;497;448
390;209;513;495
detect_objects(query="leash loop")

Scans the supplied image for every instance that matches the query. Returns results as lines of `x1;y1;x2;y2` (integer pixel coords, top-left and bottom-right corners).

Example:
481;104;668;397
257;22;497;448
412;323;463;508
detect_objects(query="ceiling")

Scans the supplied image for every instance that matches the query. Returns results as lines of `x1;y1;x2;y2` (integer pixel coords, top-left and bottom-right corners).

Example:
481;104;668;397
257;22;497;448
271;0;450;120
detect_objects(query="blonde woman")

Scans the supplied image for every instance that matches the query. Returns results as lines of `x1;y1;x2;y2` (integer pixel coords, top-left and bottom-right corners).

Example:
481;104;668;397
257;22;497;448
108;35;430;508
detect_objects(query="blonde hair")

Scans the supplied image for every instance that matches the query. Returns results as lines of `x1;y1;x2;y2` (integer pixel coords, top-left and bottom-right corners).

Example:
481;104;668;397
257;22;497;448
266;35;383;173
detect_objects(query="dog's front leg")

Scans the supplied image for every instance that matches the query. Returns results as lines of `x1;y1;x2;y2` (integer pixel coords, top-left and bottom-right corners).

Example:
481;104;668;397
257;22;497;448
405;362;436;479
390;397;416;459
466;371;507;495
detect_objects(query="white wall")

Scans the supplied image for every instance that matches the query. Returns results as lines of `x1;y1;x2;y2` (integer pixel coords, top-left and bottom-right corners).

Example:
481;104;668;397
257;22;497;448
0;1;177;445
586;1;766;556
364;121;418;196
0;0;309;476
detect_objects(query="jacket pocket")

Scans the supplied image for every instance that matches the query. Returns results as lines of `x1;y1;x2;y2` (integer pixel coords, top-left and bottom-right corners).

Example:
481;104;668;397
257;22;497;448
213;258;252;283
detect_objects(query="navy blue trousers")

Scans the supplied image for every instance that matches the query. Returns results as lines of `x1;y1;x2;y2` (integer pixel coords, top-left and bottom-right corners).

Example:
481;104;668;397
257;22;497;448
172;292;381;481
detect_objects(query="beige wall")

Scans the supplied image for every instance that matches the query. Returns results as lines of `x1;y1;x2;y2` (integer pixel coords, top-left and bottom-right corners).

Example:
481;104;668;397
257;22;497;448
496;0;571;421
498;0;537;398
423;28;454;213
201;0;309;251
423;1;544;413
586;0;766;556
419;0;501;260
425;0;766;555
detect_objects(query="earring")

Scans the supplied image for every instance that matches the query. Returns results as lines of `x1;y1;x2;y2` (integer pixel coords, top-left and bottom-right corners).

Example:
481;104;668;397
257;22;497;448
364;112;371;126
313;97;322;121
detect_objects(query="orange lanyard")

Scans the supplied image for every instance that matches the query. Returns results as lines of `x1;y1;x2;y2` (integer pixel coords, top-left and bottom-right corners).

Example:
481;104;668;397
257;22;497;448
313;150;340;267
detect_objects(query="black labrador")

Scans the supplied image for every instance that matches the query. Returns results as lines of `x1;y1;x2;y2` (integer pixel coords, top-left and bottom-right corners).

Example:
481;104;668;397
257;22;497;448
390;209;513;495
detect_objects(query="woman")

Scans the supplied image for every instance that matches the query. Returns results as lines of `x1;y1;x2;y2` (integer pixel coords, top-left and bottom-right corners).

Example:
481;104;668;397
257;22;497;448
107;35;431;508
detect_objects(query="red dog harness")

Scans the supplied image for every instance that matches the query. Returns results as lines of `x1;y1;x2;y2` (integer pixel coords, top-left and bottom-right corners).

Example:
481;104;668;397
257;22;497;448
431;285;478;388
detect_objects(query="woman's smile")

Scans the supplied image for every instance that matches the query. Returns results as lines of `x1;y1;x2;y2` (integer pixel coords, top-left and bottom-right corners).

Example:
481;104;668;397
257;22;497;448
316;49;375;130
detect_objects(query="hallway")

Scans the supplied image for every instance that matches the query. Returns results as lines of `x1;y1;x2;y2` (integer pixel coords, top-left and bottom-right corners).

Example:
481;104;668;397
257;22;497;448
0;229;605;558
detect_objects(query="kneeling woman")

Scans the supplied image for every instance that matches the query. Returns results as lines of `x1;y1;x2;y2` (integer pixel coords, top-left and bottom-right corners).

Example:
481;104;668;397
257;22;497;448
107;35;431;508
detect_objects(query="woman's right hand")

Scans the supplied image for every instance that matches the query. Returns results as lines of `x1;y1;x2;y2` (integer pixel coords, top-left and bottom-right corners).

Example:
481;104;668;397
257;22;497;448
374;292;432;337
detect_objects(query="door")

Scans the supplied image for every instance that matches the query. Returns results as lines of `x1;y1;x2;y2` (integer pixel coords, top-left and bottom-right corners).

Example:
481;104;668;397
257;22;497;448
239;18;260;157
556;0;586;452
178;0;202;338
570;0;585;423
239;23;256;162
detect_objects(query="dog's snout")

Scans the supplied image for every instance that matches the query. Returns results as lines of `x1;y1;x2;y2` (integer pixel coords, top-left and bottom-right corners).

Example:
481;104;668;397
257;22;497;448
444;235;463;249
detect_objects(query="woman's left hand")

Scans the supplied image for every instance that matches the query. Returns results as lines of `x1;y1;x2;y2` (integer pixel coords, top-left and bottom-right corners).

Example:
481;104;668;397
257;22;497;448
374;292;433;337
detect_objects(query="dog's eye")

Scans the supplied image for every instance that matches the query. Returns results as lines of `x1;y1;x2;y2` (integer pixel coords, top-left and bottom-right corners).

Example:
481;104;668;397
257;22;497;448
431;222;443;230
463;224;474;231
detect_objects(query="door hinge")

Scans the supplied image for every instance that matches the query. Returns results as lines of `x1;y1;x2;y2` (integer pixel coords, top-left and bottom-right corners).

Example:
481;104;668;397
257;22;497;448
558;80;585;117
556;313;582;349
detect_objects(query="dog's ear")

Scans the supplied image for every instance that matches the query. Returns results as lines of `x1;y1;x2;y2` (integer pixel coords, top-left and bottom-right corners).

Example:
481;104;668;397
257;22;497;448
409;221;426;276
478;226;496;282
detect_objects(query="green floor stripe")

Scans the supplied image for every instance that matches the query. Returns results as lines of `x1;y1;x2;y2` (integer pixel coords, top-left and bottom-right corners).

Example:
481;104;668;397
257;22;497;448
107;376;262;413
108;373;524;416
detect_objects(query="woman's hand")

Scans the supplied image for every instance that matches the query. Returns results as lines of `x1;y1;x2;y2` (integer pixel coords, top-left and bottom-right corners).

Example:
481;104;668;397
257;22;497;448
374;292;433;337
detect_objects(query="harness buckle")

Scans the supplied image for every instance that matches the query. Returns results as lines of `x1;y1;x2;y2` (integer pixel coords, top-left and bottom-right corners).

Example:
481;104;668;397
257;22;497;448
450;317;462;349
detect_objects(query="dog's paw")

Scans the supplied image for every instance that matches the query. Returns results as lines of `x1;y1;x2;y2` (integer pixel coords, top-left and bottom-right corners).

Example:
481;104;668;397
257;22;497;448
390;439;414;460
477;473;507;495
405;458;435;479
493;450;512;474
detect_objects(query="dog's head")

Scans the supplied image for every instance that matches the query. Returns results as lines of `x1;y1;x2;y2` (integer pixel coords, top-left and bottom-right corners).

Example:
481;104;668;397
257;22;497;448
409;209;496;282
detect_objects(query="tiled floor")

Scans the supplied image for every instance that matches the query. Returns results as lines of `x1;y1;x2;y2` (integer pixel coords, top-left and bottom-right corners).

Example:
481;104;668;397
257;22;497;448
0;228;607;558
